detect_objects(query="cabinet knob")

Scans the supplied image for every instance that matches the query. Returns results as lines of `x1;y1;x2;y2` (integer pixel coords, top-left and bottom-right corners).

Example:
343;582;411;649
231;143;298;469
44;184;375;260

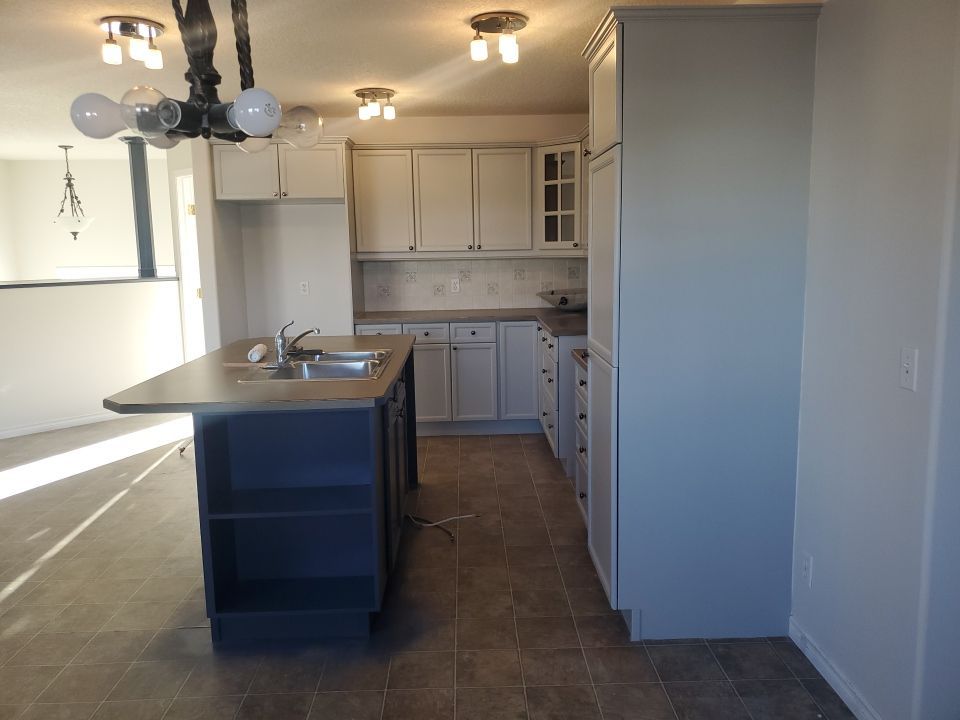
477;244;482;249
579;446;586;454
541;337;547;342
547;424;554;429
468;245;474;250
273;192;279;197
542;412;548;417
547;378;553;384
537;326;542;331
579;379;586;387
281;191;288;197
573;242;579;248
423;331;429;336
583;149;592;157
542;369;548;374
376;332;383;336
470;330;476;336
578;413;586;420
408;245;414;251
548;343;554;349
579;492;587;499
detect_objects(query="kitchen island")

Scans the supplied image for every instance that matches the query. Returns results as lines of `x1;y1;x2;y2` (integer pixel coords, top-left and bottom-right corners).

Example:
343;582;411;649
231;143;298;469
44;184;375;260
104;335;417;642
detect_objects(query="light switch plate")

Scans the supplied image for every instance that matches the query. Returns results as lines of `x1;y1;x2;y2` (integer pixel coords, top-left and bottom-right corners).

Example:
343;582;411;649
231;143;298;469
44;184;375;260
900;347;919;391
299;281;310;296
451;278;461;294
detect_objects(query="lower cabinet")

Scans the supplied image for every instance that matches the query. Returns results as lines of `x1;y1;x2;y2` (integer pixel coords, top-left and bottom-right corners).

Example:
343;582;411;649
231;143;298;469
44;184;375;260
588;356;618;605
498;322;539;420
412;344;452;422
451;342;498;421
383;381;408;570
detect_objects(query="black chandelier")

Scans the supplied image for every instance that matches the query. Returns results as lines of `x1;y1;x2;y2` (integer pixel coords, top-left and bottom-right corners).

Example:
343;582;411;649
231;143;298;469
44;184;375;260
70;0;280;147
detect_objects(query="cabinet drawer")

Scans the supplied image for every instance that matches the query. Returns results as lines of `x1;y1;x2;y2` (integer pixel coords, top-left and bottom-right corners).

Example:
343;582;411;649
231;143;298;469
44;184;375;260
540;370;558;411
575;392;588;436
402;323;450;343
356;324;402;336
450;322;496;343
541;408;558;451
575;425;588;463
543;331;559;364
575;451;589;518
575;362;588;400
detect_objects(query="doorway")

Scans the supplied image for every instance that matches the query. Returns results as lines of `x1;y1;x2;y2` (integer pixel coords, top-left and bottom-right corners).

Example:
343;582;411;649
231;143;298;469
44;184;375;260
176;174;206;361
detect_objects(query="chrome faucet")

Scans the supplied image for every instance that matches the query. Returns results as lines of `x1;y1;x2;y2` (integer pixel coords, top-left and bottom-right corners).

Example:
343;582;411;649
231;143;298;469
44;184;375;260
274;321;320;366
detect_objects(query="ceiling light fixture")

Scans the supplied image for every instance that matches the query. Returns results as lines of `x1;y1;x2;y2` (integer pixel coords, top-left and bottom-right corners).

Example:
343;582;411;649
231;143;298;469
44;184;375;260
99;16;164;68
53;145;94;241
355;89;397;121
75;0;281;147
469;12;527;64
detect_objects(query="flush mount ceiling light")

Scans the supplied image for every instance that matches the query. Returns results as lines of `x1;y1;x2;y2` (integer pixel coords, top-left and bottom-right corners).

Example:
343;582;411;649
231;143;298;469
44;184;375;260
73;0;282;149
469;12;528;64
355;88;397;121
99;16;165;68
53;145;94;241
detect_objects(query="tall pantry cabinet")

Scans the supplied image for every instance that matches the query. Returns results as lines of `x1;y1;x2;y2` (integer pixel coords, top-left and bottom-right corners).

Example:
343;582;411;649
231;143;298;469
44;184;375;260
583;5;819;640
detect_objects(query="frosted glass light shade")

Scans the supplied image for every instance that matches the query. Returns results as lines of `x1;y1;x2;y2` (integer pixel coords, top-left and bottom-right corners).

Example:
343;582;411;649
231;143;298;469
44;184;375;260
144;45;163;70
129;36;148;60
499;30;517;56
368;99;381;117
53;213;95;235
102;39;122;65
502;38;519;64
383;103;396;120
470;36;488;61
227;87;281;136
358;104;371;120
70;93;126;138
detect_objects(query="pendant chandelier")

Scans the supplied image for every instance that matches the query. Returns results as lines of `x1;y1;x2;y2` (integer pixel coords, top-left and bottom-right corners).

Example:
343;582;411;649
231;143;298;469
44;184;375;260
70;0;287;149
53;145;94;241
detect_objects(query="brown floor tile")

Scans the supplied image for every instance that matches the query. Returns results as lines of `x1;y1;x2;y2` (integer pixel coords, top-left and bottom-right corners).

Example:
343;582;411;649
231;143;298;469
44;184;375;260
557;563;600;590
574;615;636;648
177;657;260;697
317;651;390;691
455;517;503;547
18;703;98;720
72;579;143;605
72;630;155;664
456;618;517;650
801;679;856;719
102;602;179;631
92;699;169;720
455;687;527;719
709;642;792;680
553;545;593;569
236;693;313;720
0;604;66;635
128;577;195;605
566;586;615;616
456;650;522;688
647;644;725;682
547;525;587;546
525;685;601;720
43;604;121;634
457;566;509;594
456;589;514;619
246;648;324;694
162;696;243;719
521;648;590;686
0;665;65;705
382;688;454;720
19;580;86;606
138;628;213;662
516;617;580;649
7;632;94;665
595;683;675;720
371;614;456;652
735;679;825;720
308;691;384;720
38;663;130;704
108;661;193;700
508;565;564;593
665;681;749;720
497;482;538;499
502;525;551;547
505;546;557;567
771;641;821;679
457;544;506;568
584;646;658;683
513;588;570;618
388;651;455;689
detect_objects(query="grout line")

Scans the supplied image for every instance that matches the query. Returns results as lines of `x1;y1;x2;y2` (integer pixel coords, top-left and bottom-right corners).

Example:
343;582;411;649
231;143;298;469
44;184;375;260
704;640;758;720
641;643;681;720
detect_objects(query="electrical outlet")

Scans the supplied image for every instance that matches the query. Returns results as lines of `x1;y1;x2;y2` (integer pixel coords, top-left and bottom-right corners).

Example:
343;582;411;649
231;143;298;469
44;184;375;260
900;347;919;391
451;277;461;294
298;281;309;296
800;553;813;589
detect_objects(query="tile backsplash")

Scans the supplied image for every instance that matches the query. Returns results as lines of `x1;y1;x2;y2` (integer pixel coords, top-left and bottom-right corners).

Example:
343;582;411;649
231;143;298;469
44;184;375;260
361;258;587;311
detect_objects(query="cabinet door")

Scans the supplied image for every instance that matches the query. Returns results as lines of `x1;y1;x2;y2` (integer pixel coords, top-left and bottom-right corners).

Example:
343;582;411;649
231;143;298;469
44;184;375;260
278;144;344;200
589;27;621;157
587;147;620;366
498;322;539;420
472;148;532;251
413;149;474;251
353;149;416;252
412;344;452;422
451;342;498;421
588;356;617;606
213;144;280;200
534;143;581;250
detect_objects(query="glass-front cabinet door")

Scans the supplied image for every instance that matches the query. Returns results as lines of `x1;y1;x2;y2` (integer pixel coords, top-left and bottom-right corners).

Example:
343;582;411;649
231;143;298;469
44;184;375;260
534;142;582;251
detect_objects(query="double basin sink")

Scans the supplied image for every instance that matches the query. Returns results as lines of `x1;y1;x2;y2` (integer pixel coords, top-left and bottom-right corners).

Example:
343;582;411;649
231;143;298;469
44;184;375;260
238;350;393;383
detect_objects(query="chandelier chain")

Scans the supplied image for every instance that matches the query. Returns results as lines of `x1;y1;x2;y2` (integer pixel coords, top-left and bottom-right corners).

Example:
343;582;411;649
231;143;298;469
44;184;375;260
230;0;255;91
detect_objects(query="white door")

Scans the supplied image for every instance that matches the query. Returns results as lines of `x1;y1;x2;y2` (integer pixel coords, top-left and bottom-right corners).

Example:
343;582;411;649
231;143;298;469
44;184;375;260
588;355;617;606
587;147;620;366
498;322;539;420
175;175;206;360
589;28;620;158
451;342;498;421
278;144;344;200
353;149;416;252
472;148;532;251
413;149;474;251
413;344;452;422
213;144;280;200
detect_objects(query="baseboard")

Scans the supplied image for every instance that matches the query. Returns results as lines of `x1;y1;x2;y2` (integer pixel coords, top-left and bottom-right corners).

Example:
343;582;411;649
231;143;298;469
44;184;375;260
789;616;884;720
0;411;121;440
417;419;542;436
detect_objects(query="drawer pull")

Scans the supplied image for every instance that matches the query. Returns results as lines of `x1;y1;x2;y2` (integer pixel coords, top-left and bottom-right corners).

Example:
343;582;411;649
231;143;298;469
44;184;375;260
542;412;548;417
548;343;554;349
541;337;547;342
579;492;587;499
376;332;382;336
547;378;553;384
547;424;554;429
578;413;586;420
537;326;542;331
579;379;586;387
542;369;548;374
281;191;288;197
423;331;430;336
578;446;586;454
273;191;279;197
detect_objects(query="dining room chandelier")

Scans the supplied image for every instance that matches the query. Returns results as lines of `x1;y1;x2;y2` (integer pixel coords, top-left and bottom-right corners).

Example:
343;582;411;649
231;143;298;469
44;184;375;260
70;0;283;149
53;145;94;241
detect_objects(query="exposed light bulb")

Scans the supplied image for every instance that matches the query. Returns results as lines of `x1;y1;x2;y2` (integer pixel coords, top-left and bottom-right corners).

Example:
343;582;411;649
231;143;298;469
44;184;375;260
499;28;517;56
277;105;322;149
226;87;282;136
147;134;180;149
144;42;163;70
120;85;169;138
358;103;371;120
383;102;396;121
368;99;381;117
470;34;488;62
502;37;519;64
129;35;148;61
70;93;126;138
102;37;122;65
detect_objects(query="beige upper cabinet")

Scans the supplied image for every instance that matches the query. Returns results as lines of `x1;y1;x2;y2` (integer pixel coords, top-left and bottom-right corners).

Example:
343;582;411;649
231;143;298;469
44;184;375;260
213;144;281;200
589;27;621;157
413;149;474;252
534;143;581;251
278;144;344;200
352;149;416;253
472;148;532;251
214;143;345;201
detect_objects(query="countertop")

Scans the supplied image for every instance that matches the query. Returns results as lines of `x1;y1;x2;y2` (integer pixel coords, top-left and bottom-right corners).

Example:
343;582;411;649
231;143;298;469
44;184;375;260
103;335;415;414
572;348;589;371
354;308;587;337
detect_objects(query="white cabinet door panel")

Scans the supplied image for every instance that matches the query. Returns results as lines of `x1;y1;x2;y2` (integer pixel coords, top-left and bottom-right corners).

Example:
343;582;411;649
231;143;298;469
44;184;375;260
278;144;344;200
353;149;415;252
213;144;280;200
413;344;452;422
498;322;539;420
587;147;620;365
451;342;498;421
588;355;617;607
472;148;532;251
355;324;402;336
413;149;474;251
589;28;620;157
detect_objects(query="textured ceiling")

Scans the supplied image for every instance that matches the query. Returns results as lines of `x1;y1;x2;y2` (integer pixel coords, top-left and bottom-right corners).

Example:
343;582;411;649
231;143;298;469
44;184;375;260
0;0;799;158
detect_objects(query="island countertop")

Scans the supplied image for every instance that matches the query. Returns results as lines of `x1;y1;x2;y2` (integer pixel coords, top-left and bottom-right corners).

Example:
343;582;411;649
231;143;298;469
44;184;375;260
354;307;587;337
104;335;415;414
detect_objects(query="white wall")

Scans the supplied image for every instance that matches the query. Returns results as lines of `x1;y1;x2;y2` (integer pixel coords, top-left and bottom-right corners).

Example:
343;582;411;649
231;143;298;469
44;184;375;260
0;157;174;280
0;162;16;280
0;281;184;438
792;2;960;718
241;204;355;337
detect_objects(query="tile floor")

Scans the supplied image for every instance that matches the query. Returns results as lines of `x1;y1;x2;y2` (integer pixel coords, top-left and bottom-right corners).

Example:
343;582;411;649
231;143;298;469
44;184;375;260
0;421;856;719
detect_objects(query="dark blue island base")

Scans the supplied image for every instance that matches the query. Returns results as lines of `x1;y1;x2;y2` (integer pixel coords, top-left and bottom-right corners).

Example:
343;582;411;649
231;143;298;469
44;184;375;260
191;357;418;643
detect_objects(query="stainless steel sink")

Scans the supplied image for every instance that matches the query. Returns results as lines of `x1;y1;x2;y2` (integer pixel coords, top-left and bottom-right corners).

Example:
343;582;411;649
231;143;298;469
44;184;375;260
239;358;389;383
288;350;392;363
